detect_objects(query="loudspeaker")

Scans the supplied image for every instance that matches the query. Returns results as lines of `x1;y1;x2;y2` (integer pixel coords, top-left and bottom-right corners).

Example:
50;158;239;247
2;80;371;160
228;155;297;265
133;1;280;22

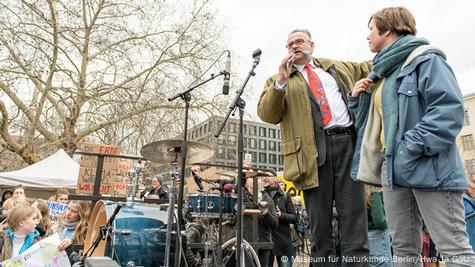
84;257;121;267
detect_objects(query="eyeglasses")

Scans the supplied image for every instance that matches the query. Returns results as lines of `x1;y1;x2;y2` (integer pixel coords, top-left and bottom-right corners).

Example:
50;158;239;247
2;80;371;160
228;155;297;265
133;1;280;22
286;38;309;49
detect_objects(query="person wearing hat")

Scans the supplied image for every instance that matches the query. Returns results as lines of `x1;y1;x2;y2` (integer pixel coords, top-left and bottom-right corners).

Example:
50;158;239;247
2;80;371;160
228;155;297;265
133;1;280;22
141;175;169;199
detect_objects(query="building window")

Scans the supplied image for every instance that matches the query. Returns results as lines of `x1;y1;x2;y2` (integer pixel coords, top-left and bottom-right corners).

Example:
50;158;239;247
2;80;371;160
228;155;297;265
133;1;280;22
217;147;225;159
251;152;258;163
277;130;281;139
278;155;283;165
278;142;282;152
462;134;475;150
230;122;237;133
227;149;236;160
204;123;208;133
243;125;247;135
269;141;276;151
269;129;276;138
465;109;470;126
259;140;267;150
466;159;475;176
243;137;248;148
259;153;267;163
249;126;257;136
269;154;277;164
250;138;257;149
259;127;267;137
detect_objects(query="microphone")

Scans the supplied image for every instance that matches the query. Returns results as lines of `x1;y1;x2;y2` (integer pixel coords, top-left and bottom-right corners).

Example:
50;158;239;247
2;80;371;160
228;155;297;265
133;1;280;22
252;49;262;58
191;170;204;191
223;52;231;95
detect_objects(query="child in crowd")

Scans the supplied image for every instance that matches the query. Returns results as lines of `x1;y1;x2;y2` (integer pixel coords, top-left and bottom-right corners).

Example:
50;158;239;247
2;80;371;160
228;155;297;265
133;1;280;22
0;206;42;261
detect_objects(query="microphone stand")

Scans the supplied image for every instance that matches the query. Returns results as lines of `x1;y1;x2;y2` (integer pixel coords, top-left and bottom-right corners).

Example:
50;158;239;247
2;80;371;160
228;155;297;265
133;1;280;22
164;160;178;267
168;63;228;267
215;49;261;267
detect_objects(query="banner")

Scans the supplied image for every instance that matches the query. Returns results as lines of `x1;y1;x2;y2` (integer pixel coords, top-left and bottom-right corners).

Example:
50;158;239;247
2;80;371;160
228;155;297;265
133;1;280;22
47;201;69;222
0;234;71;267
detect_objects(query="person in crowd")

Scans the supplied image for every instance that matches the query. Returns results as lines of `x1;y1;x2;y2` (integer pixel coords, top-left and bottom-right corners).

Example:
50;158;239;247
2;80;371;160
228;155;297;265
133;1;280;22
50;200;91;253
48;188;70;204
263;172;298;267
141;175;168;199
350;6;475;266
242;174;278;266
0;205;42;261
464;179;475;251
32;199;53;237
1;195;31;229
365;186;392;266
0;189;13;222
11;185;25;197
258;28;371;266
0;189;12;207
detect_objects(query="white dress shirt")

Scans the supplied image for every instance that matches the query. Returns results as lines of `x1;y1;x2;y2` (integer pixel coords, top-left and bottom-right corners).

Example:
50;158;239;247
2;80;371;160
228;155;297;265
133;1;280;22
275;61;351;128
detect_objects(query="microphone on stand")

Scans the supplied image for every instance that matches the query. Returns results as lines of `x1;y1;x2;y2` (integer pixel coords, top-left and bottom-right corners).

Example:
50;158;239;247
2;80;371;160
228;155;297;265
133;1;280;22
222;52;231;95
191;170;205;191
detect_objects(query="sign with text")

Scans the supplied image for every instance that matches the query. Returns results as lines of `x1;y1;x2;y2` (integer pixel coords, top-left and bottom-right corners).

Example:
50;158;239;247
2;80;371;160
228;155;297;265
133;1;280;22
76;143;121;195
0;234;71;267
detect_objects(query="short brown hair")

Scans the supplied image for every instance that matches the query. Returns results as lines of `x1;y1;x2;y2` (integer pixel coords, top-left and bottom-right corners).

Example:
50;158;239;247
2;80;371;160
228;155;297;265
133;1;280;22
8;205;38;231
370;7;417;36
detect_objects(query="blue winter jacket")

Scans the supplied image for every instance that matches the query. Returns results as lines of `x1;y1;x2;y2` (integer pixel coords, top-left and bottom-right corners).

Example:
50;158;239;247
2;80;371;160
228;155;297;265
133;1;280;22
350;48;467;191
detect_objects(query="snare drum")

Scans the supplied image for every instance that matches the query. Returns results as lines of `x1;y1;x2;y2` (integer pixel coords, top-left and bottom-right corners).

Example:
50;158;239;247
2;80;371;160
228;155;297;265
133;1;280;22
84;201;175;267
187;193;236;218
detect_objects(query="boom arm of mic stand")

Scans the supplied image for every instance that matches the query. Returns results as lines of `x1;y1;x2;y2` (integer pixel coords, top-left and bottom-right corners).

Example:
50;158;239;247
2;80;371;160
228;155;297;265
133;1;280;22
215;53;261;138
168;72;225;102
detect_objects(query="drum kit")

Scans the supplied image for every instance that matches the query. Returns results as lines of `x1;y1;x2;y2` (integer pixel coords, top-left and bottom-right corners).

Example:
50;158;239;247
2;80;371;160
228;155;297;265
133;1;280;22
83;139;267;267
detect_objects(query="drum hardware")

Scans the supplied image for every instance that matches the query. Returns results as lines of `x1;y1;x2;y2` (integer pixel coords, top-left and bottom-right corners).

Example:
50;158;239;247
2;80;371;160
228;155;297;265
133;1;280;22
84;201;173;266
164;160;179;267
140;139;214;165
84;203;124;262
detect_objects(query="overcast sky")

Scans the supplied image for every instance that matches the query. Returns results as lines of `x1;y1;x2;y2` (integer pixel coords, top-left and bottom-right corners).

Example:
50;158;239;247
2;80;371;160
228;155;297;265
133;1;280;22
214;0;475;121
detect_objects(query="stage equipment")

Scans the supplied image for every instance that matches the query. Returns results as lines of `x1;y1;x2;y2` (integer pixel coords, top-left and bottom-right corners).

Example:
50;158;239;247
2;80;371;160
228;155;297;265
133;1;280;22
84;201;172;266
214;48;262;266
140;139;214;165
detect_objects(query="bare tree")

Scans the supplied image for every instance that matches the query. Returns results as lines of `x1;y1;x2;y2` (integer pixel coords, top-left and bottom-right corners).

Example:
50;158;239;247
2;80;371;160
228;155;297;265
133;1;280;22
0;0;228;165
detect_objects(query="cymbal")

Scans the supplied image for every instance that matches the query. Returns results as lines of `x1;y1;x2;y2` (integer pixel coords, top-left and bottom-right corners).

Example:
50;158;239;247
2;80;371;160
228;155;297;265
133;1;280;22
140;139;214;164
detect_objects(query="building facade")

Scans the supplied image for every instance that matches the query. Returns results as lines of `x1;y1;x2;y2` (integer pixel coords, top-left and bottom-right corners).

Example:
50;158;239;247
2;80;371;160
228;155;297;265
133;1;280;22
188;116;283;171
458;93;475;179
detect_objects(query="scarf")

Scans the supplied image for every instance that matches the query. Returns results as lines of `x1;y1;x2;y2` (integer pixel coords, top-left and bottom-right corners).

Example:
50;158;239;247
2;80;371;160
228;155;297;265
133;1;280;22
368;35;429;155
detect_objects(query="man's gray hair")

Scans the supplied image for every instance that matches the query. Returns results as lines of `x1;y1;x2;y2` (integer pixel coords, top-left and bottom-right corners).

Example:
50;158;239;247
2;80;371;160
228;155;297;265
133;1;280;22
289;28;312;39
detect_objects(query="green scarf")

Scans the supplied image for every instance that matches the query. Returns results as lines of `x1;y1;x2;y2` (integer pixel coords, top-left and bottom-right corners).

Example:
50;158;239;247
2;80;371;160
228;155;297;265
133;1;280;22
368;35;429;155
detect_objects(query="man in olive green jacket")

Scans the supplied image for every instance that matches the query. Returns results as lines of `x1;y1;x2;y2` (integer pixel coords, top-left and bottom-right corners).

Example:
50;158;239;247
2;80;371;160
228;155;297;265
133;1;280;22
258;29;371;266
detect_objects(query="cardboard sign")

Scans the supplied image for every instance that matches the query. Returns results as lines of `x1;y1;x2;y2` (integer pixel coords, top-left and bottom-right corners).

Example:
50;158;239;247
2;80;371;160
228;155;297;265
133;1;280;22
76;143;121;195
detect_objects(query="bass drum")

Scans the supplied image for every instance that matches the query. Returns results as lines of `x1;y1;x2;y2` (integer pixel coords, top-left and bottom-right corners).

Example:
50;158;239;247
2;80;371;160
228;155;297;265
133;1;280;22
84;201;174;267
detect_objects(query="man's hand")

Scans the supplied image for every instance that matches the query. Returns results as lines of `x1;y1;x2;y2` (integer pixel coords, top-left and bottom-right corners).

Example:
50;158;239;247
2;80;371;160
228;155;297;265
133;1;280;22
276;53;296;85
352;78;373;97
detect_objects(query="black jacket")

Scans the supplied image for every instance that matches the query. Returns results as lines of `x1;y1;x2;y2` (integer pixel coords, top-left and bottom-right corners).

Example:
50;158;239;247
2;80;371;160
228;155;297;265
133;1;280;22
242;188;278;250
265;186;298;255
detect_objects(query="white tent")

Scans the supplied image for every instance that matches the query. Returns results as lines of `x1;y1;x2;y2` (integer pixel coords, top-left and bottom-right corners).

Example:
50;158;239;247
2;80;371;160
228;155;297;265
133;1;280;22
0;149;79;189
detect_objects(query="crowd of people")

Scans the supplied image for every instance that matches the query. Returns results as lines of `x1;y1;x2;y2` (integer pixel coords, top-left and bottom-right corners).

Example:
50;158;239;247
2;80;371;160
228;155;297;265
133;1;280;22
3;5;475;267
0;186;91;264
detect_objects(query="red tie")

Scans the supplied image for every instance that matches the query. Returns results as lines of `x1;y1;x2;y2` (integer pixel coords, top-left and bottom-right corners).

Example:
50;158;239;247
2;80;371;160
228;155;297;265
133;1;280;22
305;64;332;126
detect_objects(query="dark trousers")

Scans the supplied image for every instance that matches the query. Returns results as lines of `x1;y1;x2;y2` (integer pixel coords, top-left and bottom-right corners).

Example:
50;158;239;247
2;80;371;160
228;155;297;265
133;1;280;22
303;132;369;267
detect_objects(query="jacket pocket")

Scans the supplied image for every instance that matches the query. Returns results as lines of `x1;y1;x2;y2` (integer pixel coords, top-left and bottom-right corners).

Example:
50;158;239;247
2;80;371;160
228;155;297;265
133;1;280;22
282;136;306;183
393;141;440;188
